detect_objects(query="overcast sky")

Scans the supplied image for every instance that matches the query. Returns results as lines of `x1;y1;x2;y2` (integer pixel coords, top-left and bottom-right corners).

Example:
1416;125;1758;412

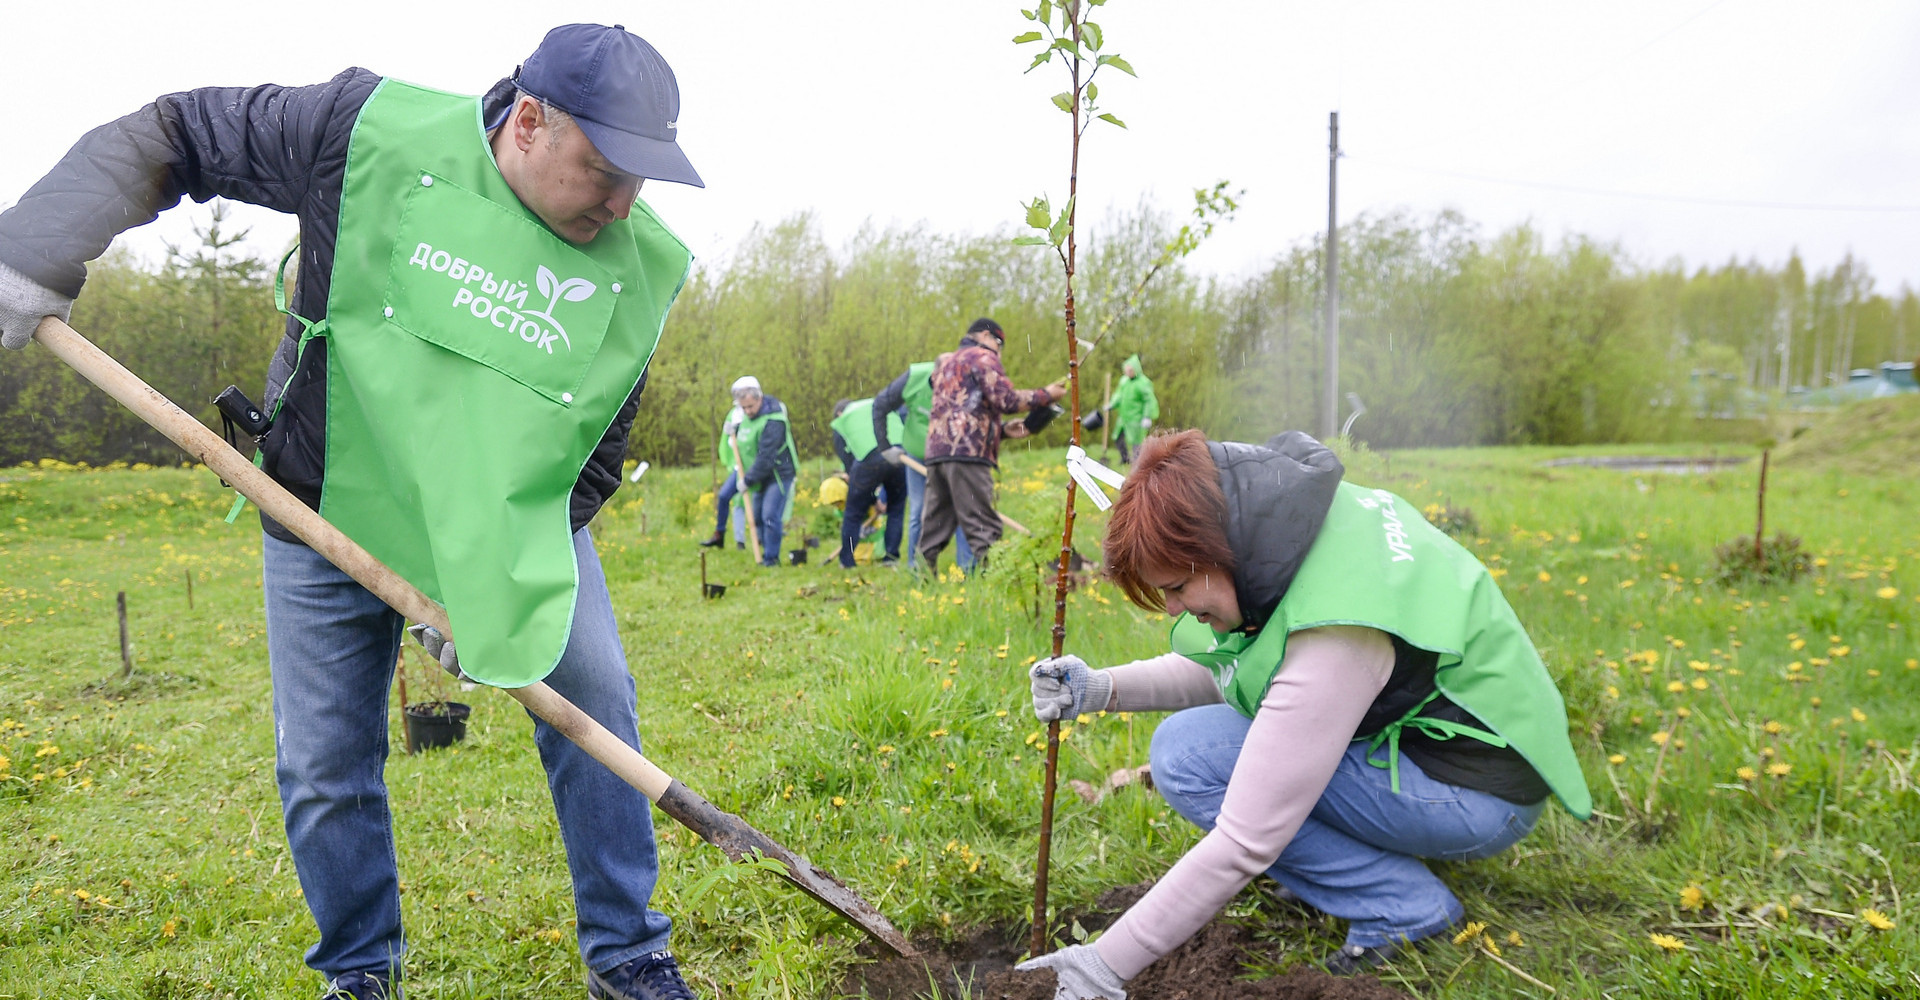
6;0;1918;292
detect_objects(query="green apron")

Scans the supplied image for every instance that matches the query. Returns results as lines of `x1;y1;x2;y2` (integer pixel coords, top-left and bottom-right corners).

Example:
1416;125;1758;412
830;397;905;463
899;360;937;458
1169;480;1592;819
735;404;800;520
312;79;690;687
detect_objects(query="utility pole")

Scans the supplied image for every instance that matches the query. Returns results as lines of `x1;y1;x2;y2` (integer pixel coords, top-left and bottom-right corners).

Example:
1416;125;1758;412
1323;111;1341;440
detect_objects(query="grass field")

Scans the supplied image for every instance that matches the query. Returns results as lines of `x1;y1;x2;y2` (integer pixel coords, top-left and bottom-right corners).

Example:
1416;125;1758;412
1;433;1915;999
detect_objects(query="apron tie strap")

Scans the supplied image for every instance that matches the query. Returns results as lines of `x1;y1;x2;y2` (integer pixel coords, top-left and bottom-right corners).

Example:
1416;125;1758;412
1364;690;1507;794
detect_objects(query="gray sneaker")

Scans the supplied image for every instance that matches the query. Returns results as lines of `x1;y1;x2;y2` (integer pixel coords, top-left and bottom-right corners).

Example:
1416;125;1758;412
587;951;698;1000
321;970;395;1000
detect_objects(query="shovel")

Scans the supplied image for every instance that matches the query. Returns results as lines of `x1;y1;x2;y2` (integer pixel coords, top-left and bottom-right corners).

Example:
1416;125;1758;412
32;316;914;958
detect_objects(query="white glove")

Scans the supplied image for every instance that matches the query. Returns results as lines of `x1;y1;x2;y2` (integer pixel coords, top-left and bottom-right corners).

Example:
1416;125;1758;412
1139;418;1152;429
1017;944;1127;1000
406;623;468;680
0;261;74;351
1029;655;1112;722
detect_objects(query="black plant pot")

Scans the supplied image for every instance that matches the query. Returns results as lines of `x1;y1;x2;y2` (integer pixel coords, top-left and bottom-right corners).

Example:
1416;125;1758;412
404;701;471;753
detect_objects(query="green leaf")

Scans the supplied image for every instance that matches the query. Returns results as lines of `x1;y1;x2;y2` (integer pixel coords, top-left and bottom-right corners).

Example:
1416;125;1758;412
1012;235;1052;246
1049;197;1074;246
1012;30;1043;44
1052;36;1080;54
1082;22;1103;51
1025;49;1054;72
1097;53;1136;76
1025;197;1053;230
1097;112;1126;128
1086;82;1098;101
1051;92;1075;114
1038;0;1052;26
1021;8;1036;19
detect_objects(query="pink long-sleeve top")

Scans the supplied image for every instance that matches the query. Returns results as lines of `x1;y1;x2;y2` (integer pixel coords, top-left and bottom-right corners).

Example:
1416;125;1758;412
1091;625;1396;981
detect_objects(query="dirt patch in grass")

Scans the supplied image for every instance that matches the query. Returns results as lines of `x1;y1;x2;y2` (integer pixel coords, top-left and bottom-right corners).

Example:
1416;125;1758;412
841;884;1411;1000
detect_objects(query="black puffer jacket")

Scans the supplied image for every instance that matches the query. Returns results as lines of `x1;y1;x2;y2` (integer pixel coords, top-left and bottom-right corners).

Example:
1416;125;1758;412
0;70;647;543
1209;431;1346;632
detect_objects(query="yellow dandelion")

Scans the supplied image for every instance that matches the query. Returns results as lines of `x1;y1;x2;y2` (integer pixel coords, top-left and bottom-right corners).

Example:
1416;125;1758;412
1690;678;1709;690
1735;766;1758;781
161;919;177;938
1766;762;1792;776
1875;586;1898;600
1452;921;1488;946
1650;731;1670;745
1620;579;1636;589
1537;571;1551;583
1666;681;1687;693
1606;685;1620;699
1506;930;1524;947
1689;660;1711;672
1862;909;1895;931
831;796;846;807
1851;708;1867;722
1608;754;1627;765
1649;933;1687;952
1764;720;1783;734
1679;885;1706;911
1790;638;1807;651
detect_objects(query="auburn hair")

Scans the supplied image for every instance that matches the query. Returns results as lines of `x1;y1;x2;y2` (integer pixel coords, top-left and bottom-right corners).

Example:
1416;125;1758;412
1103;429;1236;612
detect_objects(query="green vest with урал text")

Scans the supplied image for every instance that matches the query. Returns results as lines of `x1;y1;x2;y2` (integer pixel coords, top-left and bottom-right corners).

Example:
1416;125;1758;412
831;397;905;463
312;79;690;687
1168;481;1593;819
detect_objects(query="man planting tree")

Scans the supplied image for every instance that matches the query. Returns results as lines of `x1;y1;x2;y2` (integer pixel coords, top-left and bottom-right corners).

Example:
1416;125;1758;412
915;317;1065;572
0;24;707;1000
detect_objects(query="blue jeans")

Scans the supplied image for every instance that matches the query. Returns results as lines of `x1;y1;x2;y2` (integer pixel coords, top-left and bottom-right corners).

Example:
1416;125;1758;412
905;462;971;570
264;529;671;981
713;471;746;544
749;477;792;567
1150;704;1543;949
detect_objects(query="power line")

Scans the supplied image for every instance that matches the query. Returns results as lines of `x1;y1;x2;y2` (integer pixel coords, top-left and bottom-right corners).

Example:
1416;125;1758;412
1351;157;1920;213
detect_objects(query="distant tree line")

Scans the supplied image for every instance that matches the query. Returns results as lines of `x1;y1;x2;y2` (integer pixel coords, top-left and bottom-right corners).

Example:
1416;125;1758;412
3;200;1914;468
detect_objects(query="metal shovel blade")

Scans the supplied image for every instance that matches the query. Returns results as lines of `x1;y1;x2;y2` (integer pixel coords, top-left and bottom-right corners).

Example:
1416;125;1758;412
657;781;916;957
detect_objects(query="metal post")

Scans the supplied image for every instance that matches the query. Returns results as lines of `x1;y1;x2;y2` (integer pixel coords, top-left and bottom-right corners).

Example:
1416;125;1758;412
1323;111;1341;440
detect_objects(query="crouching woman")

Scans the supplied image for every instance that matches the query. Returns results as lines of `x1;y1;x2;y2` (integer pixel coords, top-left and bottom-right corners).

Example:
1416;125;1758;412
1018;430;1590;999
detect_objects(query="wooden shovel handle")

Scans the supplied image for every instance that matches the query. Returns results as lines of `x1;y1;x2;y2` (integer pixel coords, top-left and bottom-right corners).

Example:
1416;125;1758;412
727;431;763;563
32;316;675;801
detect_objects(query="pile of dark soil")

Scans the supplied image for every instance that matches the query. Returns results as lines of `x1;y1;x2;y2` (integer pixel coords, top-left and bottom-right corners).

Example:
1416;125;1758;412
841;885;1411;1000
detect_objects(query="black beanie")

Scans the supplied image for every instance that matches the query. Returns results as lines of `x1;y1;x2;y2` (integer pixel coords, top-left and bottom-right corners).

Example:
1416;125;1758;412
966;317;1005;342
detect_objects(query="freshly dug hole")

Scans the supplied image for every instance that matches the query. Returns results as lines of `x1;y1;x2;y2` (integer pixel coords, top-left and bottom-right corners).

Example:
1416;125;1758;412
841;884;1412;1000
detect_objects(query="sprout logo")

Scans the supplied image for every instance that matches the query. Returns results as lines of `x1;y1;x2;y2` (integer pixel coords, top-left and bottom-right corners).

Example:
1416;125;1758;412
524;265;597;351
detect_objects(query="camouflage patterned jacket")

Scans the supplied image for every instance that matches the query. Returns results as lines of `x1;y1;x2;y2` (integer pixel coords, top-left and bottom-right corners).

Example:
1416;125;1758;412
924;339;1052;468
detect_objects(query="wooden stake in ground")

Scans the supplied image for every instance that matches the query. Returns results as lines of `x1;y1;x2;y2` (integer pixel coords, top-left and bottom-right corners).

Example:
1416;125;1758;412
116;591;133;678
1753;447;1771;563
184;568;193;610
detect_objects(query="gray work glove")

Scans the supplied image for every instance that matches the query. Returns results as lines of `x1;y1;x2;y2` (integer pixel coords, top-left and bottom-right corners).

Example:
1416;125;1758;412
1016;944;1127;1000
406;623;468;680
1140;418;1152;429
879;445;907;467
0;261;74;351
1030;655;1112;722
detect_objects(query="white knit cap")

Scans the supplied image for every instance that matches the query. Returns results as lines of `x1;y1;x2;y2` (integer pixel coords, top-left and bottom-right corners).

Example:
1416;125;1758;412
730;375;761;394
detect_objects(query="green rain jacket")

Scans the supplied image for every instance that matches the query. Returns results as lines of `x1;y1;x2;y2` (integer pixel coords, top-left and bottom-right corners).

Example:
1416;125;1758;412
309;80;690;687
1109;353;1159;445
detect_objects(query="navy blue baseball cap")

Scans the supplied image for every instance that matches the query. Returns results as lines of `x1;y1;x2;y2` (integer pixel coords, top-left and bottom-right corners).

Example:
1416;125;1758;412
515;24;704;188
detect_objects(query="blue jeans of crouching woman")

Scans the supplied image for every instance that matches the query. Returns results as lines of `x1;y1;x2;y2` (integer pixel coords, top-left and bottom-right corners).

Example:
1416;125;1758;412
1150;704;1544;949
264;528;671;982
